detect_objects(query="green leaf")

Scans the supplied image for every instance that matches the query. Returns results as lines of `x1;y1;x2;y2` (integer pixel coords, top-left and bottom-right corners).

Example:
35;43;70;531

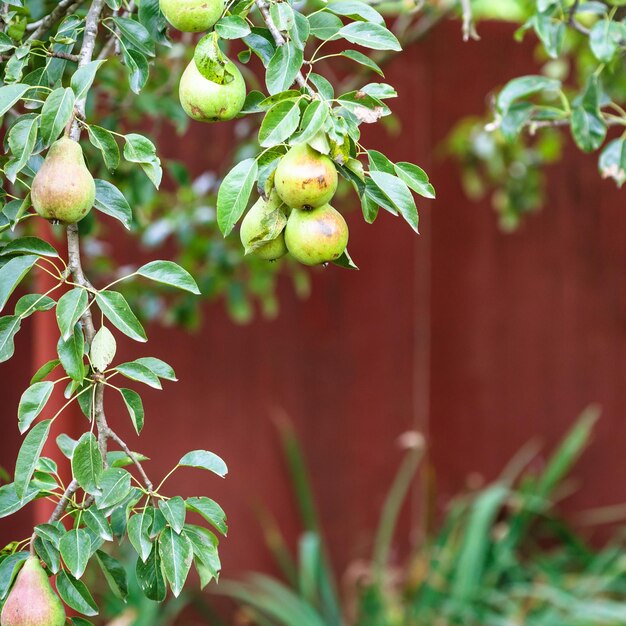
0;237;59;258
266;43;304;95
328;0;384;24
30;359;60;385
107;450;149;468
14;420;51;499
136;544;166;601
0;254;38;312
112;16;154;56
0;83;30;117
119;388;145;434
186;497;228;535
56;288;88;341
90;326;117;372
96;550;128;600
57;325;85;382
94;179;132;229
123;133;162;188
496;75;561;114
0;552;29;600
184;525;220;579
71;60;105;99
136;260;200;294
95;468;132;511
217;158;259;236
369;171;419;232
128;508;153;562
215;15;251;39
88;127;120;172
589;19;624;63
34;522;64;548
0;482;39;518
122;47;149;94
258;99;302;148
15;294;56;319
394;162;436;199
308;12;342;40
83;506;113;542
5;114;38;182
40;87;75;145
338;22;401;51
18;381;54;434
340;50;384;76
72;433;103;496
56;570;98;616
571;76;606;153
599;137;626;187
0;315;21;363
115;361;162;389
179;450;228;477
96;291;147;342
159;526;193;597
159;496;186;534
134;357;177;382
57;434;78;459
333;248;359;270
293;100;329;145
59;528;92;579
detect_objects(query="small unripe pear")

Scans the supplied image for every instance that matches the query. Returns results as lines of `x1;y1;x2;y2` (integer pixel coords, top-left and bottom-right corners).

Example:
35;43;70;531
285;204;348;266
179;59;246;123
159;0;224;32
0;556;66;626
275;144;338;210
31;137;95;224
240;192;288;260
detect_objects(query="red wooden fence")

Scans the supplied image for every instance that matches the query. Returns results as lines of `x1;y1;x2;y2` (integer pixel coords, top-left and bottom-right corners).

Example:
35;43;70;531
1;20;625;589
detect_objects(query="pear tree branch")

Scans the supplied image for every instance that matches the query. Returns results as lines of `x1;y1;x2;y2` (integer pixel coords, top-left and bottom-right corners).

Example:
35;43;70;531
255;0;315;96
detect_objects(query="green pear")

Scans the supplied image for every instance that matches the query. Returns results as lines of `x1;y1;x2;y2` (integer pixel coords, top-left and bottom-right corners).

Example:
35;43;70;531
0;556;66;626
275;144;338;210
285;204;348;266
31;137;95;224
159;0;224;32
240;192;288;260
179;58;246;122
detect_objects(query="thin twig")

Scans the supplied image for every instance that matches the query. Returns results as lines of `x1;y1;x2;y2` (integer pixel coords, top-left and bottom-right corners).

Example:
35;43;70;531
107;428;154;494
459;0;479;41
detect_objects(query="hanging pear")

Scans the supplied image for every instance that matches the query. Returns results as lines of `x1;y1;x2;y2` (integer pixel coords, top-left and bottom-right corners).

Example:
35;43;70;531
179;58;246;123
159;0;225;32
0;556;66;626
240;192;288;260
285;204;348;266
274;144;338;210
31;137;95;224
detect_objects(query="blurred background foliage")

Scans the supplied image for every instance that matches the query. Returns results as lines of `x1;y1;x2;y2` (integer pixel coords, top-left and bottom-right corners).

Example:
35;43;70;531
92;407;626;626
4;0;621;324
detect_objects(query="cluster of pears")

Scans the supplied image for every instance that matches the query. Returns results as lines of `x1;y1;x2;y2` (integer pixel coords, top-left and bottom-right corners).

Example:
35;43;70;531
31;137;96;224
241;144;349;266
159;0;246;123
0;557;66;626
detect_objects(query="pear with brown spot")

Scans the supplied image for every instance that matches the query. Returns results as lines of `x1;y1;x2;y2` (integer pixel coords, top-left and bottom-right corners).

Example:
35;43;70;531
275;144;338;210
285;204;348;266
31;137;95;224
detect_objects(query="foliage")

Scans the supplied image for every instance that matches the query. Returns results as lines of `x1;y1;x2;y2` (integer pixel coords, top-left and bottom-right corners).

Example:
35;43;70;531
0;0;438;619
223;408;626;626
450;0;626;228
